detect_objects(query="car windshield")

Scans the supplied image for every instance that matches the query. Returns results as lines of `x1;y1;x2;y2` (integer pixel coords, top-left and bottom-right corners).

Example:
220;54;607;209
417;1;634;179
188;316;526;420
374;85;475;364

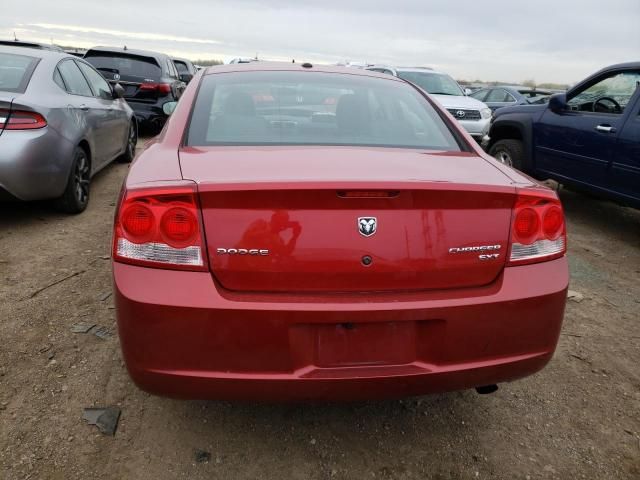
0;52;39;93
396;71;464;96
186;71;462;150
83;52;161;81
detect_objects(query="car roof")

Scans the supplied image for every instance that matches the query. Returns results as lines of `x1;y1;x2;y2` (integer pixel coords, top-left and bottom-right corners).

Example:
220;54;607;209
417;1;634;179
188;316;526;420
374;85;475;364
495;85;553;93
85;46;170;60
0;44;71;60
367;65;448;75
395;67;448;75
599;61;640;71
203;62;406;81
471;85;551;93
0;40;64;52
396;66;435;72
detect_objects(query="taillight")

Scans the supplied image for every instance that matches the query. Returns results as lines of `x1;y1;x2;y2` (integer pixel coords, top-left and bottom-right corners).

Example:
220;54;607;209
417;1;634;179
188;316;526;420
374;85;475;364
160;207;198;247
158;83;172;94
113;183;207;271
508;191;566;266
139;83;172;94
0;108;47;130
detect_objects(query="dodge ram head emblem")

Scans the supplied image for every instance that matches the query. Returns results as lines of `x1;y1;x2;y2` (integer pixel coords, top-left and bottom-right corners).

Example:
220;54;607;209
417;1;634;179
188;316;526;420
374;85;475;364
358;217;377;237
456;110;466;118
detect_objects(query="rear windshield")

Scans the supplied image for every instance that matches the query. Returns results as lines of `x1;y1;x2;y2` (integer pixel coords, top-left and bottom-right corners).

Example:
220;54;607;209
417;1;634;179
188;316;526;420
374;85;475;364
83;52;161;81
187;71;462;150
397;72;464;97
0;52;39;93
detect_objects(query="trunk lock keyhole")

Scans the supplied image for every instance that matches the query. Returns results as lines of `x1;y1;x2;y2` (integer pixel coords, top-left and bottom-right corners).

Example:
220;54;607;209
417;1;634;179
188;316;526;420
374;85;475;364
361;255;372;266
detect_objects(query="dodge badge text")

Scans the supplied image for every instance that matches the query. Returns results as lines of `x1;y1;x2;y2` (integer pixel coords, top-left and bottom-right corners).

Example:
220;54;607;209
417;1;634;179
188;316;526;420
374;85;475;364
216;248;270;255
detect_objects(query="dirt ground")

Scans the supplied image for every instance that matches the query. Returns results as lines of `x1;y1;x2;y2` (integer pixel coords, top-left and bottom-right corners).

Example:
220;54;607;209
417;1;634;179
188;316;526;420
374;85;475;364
1;139;639;480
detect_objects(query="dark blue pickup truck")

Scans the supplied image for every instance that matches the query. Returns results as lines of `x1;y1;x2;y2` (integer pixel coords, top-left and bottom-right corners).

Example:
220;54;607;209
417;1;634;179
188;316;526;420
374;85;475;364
488;62;640;209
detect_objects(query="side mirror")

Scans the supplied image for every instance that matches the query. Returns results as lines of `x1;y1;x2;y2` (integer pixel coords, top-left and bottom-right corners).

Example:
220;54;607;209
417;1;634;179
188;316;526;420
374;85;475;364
162;101;178;116
548;93;567;113
113;83;125;99
179;73;193;83
464;88;472;96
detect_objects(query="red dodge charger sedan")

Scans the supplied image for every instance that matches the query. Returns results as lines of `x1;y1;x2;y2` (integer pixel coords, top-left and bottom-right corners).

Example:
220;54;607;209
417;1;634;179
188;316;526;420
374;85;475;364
112;63;568;401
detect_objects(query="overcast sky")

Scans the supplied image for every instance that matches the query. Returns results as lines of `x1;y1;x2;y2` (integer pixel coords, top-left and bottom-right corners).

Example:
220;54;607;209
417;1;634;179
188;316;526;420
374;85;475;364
3;0;639;84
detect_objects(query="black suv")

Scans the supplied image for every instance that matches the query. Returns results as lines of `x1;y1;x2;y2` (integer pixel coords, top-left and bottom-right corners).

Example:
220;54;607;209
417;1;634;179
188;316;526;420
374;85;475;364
84;46;186;131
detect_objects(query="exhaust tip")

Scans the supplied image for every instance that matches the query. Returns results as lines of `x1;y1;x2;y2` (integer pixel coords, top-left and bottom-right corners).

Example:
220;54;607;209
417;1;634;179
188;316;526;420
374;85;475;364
475;384;498;395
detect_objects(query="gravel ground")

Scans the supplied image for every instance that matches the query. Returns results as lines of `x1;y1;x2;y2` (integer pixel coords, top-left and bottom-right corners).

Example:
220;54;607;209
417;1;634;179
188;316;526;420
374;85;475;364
0;140;639;479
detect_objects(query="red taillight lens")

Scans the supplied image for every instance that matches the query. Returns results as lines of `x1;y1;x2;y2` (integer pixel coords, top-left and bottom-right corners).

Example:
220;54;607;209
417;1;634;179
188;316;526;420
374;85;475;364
513;207;539;244
113;183;207;271
542;206;563;240
160;206;198;246
121;203;154;239
157;83;172;94
0;108;47;130
508;191;566;266
140;82;172;94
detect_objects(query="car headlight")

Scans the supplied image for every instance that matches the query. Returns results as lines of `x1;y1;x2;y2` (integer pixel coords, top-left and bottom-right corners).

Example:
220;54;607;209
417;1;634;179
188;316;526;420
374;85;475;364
480;108;492;119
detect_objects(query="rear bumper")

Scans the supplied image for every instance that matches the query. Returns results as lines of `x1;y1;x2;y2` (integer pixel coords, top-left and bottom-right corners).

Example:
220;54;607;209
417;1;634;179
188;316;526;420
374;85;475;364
126;100;169;130
458;117;491;138
0;128;72;201
114;257;568;401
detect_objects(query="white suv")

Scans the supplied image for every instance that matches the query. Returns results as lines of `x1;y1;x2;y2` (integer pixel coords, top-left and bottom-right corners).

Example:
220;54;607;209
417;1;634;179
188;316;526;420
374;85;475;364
366;66;491;145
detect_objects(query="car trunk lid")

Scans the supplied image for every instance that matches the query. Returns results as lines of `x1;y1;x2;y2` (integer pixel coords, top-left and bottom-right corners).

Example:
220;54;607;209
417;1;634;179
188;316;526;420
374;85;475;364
180;146;517;293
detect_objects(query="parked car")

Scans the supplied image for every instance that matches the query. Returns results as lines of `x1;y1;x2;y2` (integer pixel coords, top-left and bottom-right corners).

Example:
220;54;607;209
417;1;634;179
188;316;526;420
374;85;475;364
366;66;492;145
112;62;568;401
228;57;260;64
463;84;485;94
488;62;640;209
172;57;197;84
0;45;136;212
0;40;64;52
470;86;552;112
335;61;373;69
64;48;87;58
83;46;186;131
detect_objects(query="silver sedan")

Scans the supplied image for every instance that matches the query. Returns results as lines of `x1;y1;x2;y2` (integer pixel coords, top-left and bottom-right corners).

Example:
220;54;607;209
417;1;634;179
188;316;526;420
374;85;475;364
0;45;136;213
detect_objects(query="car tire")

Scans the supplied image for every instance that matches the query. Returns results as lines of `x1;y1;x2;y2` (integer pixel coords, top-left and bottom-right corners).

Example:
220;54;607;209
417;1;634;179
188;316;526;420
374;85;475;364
489;139;525;171
54;146;90;214
118;121;137;163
